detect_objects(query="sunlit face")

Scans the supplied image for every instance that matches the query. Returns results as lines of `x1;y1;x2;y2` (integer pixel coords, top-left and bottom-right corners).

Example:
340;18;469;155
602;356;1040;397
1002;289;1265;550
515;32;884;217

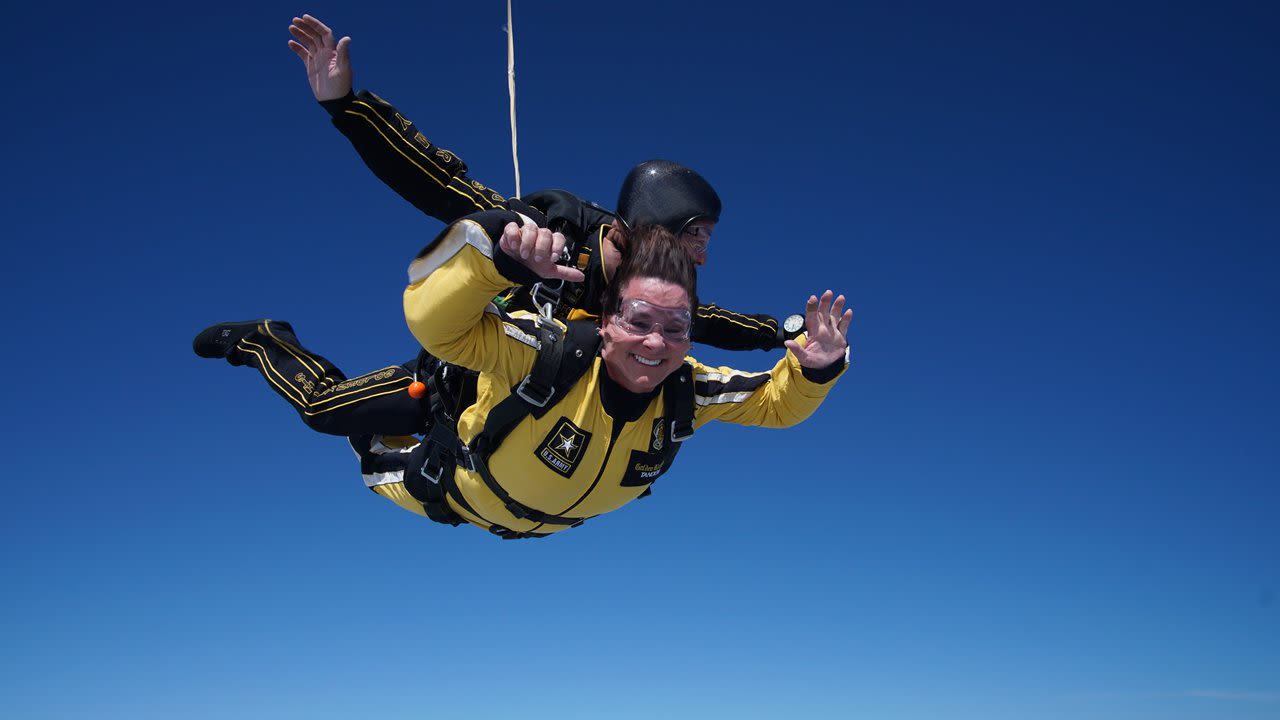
600;277;693;393
680;220;715;266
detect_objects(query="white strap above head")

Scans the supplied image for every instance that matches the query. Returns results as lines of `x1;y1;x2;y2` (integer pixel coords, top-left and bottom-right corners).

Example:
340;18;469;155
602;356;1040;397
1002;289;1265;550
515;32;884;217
507;0;521;199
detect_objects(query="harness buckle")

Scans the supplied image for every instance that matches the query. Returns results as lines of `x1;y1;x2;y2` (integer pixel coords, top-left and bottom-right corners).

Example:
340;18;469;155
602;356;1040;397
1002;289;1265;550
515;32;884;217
419;457;446;484
530;280;564;320
670;418;694;443
504;500;531;520
455;444;477;472
515;375;554;407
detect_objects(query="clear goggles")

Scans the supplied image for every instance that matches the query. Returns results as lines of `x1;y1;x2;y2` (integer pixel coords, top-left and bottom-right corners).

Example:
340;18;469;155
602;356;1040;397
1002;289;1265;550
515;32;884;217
679;223;713;254
612;298;693;342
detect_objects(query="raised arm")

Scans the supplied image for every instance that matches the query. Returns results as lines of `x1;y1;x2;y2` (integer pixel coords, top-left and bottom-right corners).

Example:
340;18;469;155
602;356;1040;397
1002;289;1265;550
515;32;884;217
288;14;508;224
404;211;582;376
691;290;851;429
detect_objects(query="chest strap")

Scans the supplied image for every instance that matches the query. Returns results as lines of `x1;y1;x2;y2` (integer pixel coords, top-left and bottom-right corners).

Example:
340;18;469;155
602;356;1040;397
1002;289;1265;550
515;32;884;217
409;318;696;537
457;445;589;528
473;319;600;455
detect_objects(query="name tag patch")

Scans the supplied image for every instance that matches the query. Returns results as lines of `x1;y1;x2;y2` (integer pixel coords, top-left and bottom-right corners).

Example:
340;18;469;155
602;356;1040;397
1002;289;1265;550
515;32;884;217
620;449;669;487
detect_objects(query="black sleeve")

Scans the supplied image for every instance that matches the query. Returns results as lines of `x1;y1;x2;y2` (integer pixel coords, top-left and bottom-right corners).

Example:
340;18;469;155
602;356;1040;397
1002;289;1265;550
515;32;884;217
692;304;784;351
320;90;508;224
493;194;617;321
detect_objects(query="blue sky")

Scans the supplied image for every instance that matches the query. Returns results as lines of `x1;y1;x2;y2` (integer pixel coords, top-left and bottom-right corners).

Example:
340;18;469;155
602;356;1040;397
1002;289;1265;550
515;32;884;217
3;1;1277;718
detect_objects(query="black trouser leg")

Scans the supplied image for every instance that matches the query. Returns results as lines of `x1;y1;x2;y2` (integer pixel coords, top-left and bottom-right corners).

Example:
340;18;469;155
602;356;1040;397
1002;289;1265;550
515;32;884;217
228;321;427;436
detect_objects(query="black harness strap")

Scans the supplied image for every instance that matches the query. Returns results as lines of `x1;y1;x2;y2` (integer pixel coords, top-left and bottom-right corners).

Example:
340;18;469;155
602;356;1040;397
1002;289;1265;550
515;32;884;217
472;320;601;455
407;317;697;537
460;319;602;528
633;362;695;499
512;316;563;409
403;353;475;526
665;363;696;442
458;445;588;528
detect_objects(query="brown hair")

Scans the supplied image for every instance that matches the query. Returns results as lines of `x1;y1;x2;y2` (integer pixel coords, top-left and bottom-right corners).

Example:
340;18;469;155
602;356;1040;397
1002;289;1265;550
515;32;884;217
601;224;699;318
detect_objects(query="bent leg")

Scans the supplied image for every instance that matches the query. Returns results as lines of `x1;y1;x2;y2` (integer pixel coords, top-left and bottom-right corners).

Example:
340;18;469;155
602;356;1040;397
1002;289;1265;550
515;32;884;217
225;321;427;436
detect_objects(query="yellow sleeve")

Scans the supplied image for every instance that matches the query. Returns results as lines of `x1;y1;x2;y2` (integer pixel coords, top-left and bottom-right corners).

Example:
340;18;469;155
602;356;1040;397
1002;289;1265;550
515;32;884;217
690;342;846;429
402;219;543;383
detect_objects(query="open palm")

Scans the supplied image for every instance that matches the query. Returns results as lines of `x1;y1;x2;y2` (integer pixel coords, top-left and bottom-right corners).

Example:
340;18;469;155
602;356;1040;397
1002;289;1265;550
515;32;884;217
785;290;852;368
287;14;352;102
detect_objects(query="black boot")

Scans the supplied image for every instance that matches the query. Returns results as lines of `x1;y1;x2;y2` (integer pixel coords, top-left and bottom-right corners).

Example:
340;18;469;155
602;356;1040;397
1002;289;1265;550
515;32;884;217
192;319;293;361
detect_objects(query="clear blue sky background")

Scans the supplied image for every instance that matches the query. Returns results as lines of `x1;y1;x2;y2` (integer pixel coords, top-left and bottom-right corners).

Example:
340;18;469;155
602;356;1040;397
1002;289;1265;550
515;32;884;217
3;1;1276;718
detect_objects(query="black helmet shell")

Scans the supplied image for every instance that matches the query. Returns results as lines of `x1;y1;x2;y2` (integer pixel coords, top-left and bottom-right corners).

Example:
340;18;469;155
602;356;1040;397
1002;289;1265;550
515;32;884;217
616;160;721;235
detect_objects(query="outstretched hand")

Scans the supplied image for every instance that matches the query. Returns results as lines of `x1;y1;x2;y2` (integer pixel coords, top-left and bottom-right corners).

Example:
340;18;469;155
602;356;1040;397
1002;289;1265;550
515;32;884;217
498;222;586;284
287;14;352;102
785;290;852;369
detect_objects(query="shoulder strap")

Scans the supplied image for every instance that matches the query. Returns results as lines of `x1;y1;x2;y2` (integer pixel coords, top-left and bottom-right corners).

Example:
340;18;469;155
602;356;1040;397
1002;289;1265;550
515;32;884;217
663;362;696;443
454;318;602;530
471;319;601;457
634;362;696;502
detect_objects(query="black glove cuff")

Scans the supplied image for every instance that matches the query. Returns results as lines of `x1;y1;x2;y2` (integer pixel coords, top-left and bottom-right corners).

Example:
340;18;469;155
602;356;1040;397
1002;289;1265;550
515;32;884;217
800;354;846;384
492;244;544;287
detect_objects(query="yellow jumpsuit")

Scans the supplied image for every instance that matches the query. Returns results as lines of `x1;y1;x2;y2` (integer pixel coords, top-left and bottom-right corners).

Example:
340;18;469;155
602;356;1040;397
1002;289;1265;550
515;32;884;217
373;213;846;536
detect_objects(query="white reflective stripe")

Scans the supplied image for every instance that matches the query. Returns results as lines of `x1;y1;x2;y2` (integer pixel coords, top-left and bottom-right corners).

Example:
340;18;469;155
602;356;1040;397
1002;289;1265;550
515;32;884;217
362;469;406;488
406;213;537;284
351;436;416;488
694;368;767;383
407;219;495;284
695;391;754;407
502;322;539;348
694;367;768;406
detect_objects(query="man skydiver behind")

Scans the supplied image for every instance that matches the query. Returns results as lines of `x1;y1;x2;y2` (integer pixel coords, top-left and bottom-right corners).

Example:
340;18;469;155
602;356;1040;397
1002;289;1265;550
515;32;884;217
187;13;806;440
286;13;797;349
192;156;781;437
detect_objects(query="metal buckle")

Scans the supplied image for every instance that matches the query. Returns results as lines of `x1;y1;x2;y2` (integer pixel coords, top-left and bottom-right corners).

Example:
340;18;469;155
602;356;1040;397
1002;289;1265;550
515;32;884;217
455;445;477;472
419;459;445;484
530;280;564;320
670;419;694;443
515;375;554;407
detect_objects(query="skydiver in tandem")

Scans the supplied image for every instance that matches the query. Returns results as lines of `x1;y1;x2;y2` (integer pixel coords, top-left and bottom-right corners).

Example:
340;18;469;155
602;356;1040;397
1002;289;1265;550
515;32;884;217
191;13;808;444
284;13;801;349
199;208;851;539
192;12;852;538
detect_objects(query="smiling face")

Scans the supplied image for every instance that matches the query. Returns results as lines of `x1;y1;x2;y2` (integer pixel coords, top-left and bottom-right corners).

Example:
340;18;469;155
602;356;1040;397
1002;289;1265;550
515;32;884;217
599;276;692;393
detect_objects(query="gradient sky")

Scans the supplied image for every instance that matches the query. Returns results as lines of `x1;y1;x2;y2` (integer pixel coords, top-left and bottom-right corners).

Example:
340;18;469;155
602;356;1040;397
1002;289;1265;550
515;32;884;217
3;1;1277;719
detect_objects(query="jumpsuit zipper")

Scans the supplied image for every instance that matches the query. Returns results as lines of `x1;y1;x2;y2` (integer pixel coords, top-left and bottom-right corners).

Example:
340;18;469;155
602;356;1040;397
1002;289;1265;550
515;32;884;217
553;419;626;518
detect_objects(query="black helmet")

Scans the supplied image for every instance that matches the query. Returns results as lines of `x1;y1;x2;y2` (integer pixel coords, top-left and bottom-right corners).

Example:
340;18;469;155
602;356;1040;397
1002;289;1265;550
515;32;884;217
615;160;721;235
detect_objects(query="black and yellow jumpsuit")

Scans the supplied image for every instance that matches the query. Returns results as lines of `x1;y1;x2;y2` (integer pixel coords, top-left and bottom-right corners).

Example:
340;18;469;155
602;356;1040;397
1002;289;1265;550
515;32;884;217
223;89;788;437
359;209;846;536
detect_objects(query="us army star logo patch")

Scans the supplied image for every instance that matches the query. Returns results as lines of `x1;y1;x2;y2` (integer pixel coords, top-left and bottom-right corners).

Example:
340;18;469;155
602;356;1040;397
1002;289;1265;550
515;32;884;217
536;417;591;478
